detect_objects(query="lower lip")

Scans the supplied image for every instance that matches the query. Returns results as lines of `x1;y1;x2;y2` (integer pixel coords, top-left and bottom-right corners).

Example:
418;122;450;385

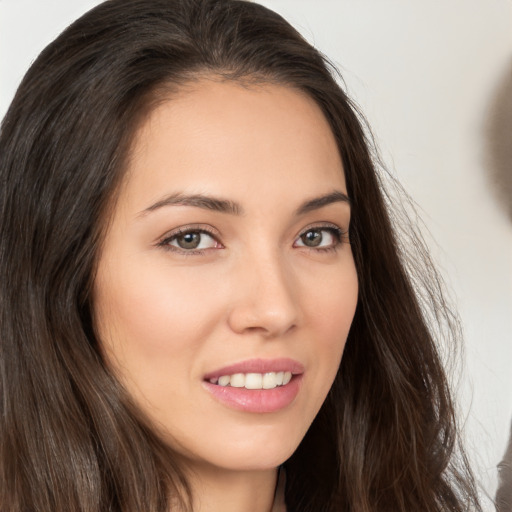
203;375;302;413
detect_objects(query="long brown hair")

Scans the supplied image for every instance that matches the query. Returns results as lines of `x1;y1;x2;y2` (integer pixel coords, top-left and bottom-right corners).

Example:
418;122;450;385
0;0;481;510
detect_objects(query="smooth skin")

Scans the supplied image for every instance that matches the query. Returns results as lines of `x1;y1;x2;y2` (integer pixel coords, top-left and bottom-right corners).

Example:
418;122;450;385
93;78;359;512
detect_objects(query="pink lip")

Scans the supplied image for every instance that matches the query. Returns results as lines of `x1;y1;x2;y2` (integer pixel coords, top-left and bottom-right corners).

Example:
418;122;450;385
202;358;304;414
203;358;304;381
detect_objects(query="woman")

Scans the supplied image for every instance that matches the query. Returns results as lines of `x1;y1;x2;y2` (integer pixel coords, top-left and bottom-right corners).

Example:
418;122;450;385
0;0;482;510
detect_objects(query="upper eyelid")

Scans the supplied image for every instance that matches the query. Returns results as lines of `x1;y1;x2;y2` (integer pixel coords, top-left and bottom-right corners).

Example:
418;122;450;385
157;224;220;243
296;222;347;236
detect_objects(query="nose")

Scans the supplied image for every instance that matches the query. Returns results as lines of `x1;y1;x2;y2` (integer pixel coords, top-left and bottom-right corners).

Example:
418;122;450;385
227;250;299;338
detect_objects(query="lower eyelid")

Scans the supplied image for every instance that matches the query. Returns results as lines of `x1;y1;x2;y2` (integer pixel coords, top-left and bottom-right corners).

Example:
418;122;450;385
295;226;346;246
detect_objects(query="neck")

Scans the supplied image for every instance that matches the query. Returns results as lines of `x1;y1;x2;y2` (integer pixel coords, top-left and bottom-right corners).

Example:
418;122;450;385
184;465;279;512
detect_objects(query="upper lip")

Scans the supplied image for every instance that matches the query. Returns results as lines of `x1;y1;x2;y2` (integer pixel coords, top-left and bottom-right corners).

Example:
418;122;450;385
203;358;305;381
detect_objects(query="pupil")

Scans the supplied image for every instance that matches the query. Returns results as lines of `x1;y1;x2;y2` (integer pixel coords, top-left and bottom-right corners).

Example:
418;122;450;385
303;230;322;247
178;232;200;249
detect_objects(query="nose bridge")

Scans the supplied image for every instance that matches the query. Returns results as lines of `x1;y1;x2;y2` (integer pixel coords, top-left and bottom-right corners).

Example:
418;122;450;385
228;242;299;337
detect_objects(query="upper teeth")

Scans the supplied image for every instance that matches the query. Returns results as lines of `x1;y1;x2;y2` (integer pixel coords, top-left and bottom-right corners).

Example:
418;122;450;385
209;371;292;389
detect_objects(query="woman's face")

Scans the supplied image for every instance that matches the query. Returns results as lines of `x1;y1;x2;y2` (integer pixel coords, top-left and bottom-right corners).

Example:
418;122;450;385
94;79;358;472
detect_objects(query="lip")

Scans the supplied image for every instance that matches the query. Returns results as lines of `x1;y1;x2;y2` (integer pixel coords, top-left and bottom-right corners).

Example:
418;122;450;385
202;358;304;413
203;358;305;381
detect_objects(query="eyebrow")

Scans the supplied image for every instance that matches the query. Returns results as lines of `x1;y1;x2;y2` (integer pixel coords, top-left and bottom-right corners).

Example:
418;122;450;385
138;189;350;217
139;193;243;216
295;190;350;215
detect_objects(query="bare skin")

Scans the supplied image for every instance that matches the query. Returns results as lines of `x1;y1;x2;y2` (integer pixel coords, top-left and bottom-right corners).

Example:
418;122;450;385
94;78;358;511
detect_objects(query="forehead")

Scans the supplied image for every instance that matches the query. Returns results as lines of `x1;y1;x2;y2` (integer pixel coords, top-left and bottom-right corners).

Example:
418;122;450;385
122;78;346;212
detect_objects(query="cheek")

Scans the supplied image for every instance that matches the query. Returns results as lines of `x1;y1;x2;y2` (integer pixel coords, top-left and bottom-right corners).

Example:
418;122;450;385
93;256;223;388
303;258;358;387
304;256;358;339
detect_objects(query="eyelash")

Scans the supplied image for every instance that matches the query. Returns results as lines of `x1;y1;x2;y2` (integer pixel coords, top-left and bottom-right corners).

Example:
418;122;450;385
294;224;348;253
157;225;220;256
157;223;348;256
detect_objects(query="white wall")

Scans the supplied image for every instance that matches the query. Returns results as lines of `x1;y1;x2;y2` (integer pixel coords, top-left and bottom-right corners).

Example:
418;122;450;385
1;1;511;508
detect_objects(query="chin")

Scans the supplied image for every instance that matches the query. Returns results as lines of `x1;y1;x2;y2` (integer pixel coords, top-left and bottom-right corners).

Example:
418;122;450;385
163;419;308;473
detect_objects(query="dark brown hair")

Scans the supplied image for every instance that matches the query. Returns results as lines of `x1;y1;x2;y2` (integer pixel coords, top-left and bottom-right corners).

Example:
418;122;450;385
0;0;481;510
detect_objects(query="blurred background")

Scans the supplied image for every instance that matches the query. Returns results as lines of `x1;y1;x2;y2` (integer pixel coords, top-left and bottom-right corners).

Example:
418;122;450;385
1;0;511;508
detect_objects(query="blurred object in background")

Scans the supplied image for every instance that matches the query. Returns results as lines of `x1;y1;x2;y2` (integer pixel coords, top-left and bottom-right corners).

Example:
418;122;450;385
485;60;512;222
496;422;512;512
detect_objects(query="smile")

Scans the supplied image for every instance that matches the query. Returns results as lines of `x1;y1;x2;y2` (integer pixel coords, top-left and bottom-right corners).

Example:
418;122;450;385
203;358;304;412
208;371;293;390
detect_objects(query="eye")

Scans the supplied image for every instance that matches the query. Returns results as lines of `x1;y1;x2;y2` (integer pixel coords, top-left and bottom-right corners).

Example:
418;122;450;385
294;225;345;250
159;228;221;252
